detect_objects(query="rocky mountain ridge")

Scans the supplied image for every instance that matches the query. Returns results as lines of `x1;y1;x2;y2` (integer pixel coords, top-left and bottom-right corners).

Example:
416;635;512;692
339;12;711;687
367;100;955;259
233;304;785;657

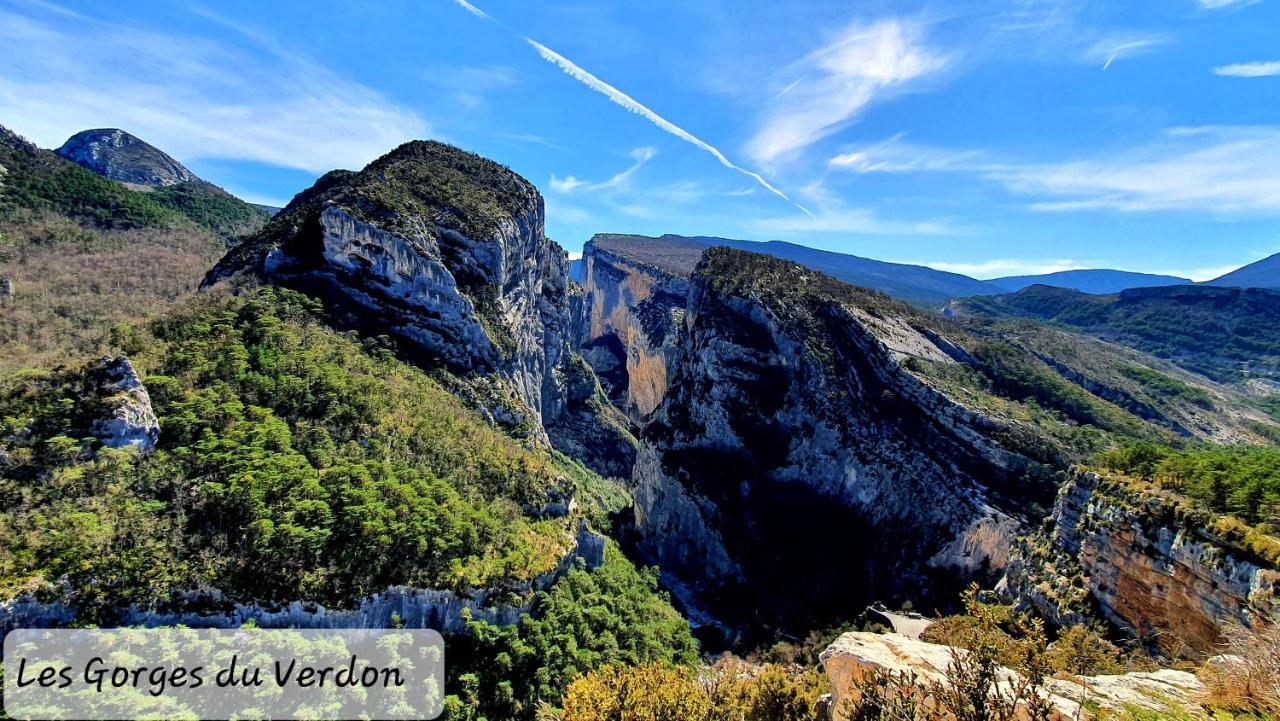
56;128;197;187
579;235;1280;650
204;140;632;474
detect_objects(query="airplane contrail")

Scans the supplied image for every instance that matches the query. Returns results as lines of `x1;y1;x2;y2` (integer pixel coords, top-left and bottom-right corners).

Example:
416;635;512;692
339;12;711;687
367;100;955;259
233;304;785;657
449;0;810;215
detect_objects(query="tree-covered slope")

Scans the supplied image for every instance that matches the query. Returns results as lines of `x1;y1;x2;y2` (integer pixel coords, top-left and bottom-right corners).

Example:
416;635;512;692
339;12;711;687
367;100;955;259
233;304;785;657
950;284;1280;383
0;124;260;372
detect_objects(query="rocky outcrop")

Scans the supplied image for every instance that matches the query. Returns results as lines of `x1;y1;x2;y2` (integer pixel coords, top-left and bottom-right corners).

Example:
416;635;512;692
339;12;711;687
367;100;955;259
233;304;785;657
820;631;1209;720
576;237;693;422
204;141;631;470
1;525;607;639
56;128;196;187
87;356;159;452
627;248;1045;633
1006;472;1280;655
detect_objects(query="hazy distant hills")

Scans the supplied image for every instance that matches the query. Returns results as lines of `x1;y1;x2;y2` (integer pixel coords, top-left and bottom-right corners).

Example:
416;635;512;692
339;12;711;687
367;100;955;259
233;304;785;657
989;269;1192;294
1204;252;1280;290
951;283;1280;382
584;233;1001;303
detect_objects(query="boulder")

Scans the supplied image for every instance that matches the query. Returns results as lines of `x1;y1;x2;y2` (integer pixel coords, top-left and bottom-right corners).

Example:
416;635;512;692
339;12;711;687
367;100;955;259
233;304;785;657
88;356;159;452
819;631;1207;720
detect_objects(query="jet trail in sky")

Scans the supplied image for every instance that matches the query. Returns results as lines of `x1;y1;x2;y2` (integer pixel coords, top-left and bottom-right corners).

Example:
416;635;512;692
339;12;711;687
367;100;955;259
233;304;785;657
449;0;810;214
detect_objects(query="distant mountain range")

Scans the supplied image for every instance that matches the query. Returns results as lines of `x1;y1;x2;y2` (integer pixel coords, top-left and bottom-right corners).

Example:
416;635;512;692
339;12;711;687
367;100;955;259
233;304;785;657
1204;252;1280;290
586;233;1001;304
988;269;1192;294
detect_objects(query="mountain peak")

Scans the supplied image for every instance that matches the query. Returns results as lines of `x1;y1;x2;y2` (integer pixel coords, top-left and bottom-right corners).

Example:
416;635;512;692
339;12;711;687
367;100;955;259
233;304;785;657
1205;252;1280;289
55;128;196;187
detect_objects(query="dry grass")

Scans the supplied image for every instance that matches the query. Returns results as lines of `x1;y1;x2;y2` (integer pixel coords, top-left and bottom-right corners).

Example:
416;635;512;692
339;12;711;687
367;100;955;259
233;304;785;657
0;213;222;373
1200;623;1280;715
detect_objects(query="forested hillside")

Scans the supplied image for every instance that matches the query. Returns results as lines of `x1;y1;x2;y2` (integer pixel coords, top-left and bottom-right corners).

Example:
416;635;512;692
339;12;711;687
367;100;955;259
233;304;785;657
0;125;266;372
951;284;1280;383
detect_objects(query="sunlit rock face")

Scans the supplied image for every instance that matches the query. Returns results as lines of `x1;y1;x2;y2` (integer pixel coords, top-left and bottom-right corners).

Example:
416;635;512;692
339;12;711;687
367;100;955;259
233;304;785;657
88;356;159;452
56;128;197;187
820;631;1209;721
610;248;1043;635
204;141;631;472
576;237;692;422
1006;471;1280;655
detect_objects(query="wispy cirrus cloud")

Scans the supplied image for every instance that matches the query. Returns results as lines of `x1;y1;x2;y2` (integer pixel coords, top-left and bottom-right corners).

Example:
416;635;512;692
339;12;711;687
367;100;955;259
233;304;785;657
1213;61;1280;77
0;2;429;173
747;18;949;163
1010;126;1280;213
423;63;518;110
550;146;656;194
828;127;1280;215
749;181;957;236
1197;0;1261;9
829;134;982;173
1083;33;1171;70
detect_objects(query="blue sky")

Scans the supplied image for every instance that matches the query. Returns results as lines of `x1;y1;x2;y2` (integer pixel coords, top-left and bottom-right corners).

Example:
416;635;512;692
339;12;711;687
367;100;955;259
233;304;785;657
1;0;1278;280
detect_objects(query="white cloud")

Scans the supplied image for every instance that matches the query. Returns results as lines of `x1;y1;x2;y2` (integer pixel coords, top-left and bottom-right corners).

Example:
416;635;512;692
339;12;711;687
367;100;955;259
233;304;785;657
1082;33;1170;70
829;135;983;173
826;127;1280;215
747;19;949;163
424;63;517;109
751;178;958;236
0;3;428;174
549;147;656;194
1213;61;1280;77
1004;126;1280;213
1198;0;1261;9
752;208;954;235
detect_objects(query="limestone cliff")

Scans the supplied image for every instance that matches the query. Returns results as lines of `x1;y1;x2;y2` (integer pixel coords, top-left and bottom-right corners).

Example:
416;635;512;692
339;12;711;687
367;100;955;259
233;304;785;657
1004;472;1280;655
87;356;159;452
576;235;695;422
204;141;631;472
627;248;1046;633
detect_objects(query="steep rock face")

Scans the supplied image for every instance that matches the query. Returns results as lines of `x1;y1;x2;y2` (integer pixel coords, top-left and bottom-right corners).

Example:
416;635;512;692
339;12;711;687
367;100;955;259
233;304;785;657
630;249;1044;632
56;128;196;187
87;356;159;452
577;237;692;422
205;142;627;465
1007;472;1280;654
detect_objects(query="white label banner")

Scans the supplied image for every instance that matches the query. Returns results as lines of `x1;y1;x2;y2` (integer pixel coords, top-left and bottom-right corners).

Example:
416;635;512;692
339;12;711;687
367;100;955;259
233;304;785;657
4;628;444;720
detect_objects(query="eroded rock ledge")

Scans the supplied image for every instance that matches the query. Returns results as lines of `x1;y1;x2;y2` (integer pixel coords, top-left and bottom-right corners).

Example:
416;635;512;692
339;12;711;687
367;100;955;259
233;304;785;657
1003;472;1280;654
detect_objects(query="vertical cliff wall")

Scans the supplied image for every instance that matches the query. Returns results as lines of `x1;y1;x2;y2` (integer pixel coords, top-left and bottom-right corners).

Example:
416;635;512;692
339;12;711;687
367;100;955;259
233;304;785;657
204;141;633;474
622;248;1042;634
576;239;692;423
1005;472;1279;654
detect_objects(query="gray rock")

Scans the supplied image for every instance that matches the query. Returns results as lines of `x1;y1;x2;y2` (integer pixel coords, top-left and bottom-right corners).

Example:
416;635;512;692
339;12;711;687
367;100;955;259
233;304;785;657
88;356;159;452
56;129;196;187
